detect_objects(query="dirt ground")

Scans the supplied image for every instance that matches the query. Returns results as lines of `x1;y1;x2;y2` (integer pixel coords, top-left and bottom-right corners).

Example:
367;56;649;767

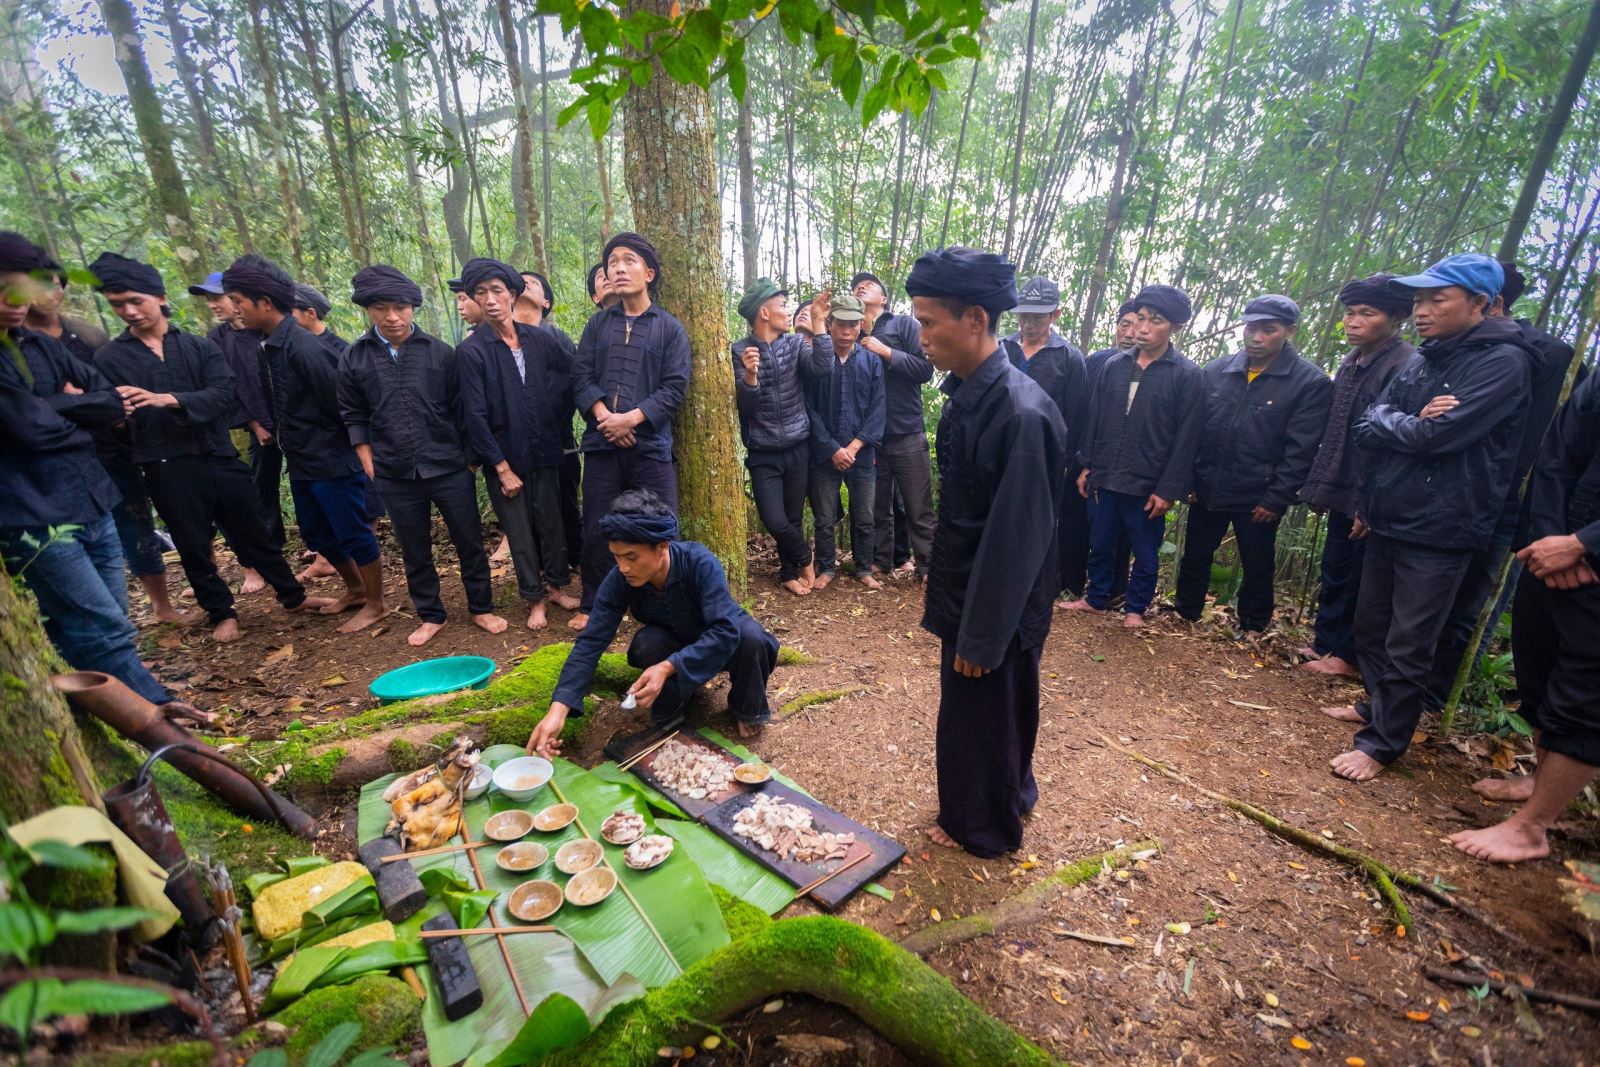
133;531;1600;1066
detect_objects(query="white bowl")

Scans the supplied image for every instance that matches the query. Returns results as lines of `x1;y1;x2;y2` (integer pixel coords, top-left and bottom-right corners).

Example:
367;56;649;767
464;763;493;800
492;756;553;802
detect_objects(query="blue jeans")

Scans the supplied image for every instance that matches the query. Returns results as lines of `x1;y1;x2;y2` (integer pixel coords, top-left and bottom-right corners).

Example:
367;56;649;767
289;474;382;567
809;460;877;575
2;513;171;705
1085;488;1166;615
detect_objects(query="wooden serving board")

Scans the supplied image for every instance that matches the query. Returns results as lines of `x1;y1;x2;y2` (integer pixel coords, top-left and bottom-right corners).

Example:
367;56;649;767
700;780;905;911
603;725;747;819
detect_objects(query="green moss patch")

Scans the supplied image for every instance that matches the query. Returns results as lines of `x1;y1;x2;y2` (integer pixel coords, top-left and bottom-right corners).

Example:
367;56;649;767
276;974;420;1062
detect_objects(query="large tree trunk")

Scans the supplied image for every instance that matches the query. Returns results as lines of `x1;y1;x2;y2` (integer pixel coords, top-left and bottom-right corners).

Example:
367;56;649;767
1498;0;1600;260
622;0;746;596
245;4;304;272
1001;0;1040;261
287;0;368;262
496;0;548;274
538;18;554;247
96;0;208;271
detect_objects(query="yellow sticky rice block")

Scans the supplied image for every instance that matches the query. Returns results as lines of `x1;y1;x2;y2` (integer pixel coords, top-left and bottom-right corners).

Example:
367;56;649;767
252;861;369;942
283;920;396;967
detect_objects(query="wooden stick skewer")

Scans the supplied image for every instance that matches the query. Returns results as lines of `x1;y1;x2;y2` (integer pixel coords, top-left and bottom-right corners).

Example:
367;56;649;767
379;840;490;863
459;823;531;1017
617;730;679;773
419;925;558;939
796;848;871;899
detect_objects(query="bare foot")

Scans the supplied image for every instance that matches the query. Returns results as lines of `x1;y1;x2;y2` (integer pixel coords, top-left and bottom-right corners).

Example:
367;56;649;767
239;568;266;595
408;620;446;647
782;578;811;596
212;617;242;643
858;574;882;590
1122;612;1145;629
1448;819;1550;863
338;602;388;634
298;555;338;580
1320;705;1366;723
812;572;835;591
1330;749;1384;781
1471;775;1537;802
925;824;961;850
1059;598;1100;613
319;591;366;615
288;596;336;613
567;612;589;632
1295;645;1320;660
474;612;509;635
799;563;816;588
491;536;511;562
161;701;219;727
153;606;199;626
526;602;549;631
1303;655;1361;678
180;586;196;600
895;561;916;576
546;587;581;610
737;720;763;739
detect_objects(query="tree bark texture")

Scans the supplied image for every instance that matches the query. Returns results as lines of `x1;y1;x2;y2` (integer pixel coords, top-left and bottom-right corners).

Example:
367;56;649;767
496;0;548;274
245;4;304;272
622;0;746;597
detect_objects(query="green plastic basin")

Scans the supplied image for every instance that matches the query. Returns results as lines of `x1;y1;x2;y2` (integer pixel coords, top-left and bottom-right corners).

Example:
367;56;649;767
369;655;496;703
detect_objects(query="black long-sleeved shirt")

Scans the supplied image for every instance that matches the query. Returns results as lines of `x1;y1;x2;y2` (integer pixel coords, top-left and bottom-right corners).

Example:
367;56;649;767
259;315;362;481
338;326;472;480
922;349;1067;669
1299;336;1415;517
1002;327;1089;467
0;327;122;528
312;329;349;361
208;322;268;431
1528;369;1600;556
1079;344;1206;502
93;326;240;463
457;321;574;475
572;303;691;463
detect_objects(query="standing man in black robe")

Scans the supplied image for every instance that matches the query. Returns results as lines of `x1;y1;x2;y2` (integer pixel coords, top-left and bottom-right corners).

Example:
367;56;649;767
1002;276;1089;597
1085;300;1138;379
569;233;691;630
910;247;1067;859
292;284;347;359
516;268;584;576
457;258;578;630
1173;295;1332;634
89;253;328;642
339;264;508;647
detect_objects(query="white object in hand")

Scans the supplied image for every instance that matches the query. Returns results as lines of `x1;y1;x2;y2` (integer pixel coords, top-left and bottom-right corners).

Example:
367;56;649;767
621;692;638;710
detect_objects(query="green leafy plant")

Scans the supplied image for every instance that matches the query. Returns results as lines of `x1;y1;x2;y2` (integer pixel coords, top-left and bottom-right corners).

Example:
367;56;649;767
245;1020;406;1067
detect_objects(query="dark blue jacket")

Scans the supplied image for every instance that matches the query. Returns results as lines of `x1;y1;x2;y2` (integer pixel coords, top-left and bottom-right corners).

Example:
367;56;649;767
1079;345;1206;502
93;327;240;463
731;331;828;452
0;327;122;529
1528;369;1600;555
1002;328;1089;467
923;350;1067;669
573;303;691;462
1191;345;1333;514
552;540;766;709
1356;316;1532;550
260;315;362;481
457;321;573;475
816;311;931;438
805;342;885;467
208;322;267;430
312;329;349;361
338;326;473;480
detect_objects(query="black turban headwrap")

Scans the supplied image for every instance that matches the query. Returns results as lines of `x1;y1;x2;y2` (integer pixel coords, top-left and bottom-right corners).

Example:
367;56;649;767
586;263;606;299
904;246;1018;318
0;232;54;274
1499;261;1527;307
89;251;165;297
522;269;555;312
222;254;296;310
599;508;679;545
1129;284;1193;326
459;257;525;298
602;232;660;280
1116;299;1137;319
1337;273;1412;319
350;264;423;307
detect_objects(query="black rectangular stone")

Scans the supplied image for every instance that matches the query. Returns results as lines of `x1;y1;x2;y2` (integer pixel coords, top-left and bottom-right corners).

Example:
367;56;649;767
358;836;427;923
420;914;483;1020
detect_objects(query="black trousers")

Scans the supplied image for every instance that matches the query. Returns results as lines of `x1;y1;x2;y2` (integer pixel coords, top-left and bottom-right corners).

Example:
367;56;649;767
1352;535;1472;764
1311;509;1366;662
747;443;812;581
247;436;285;553
559;452;583;573
935;636;1041;859
377;469;494;623
626;616;779;727
1058;468;1091;596
143;454;305;625
485;466;568;604
579;449;679;610
1174;504;1281;632
1421;533;1514;711
1512;569;1600;766
873;433;935;572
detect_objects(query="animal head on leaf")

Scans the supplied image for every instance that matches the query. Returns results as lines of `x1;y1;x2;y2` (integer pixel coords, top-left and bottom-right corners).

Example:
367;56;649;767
436;736;480;793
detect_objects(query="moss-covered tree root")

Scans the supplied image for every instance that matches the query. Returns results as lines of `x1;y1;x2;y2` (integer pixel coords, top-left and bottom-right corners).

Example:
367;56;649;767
899;839;1161;957
1100;735;1529;949
778;686;865;717
552;915;1059;1066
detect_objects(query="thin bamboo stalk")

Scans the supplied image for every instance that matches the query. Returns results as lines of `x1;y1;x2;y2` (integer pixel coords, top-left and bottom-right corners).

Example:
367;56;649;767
617;730;679;773
419;925;558;939
379;840;489;863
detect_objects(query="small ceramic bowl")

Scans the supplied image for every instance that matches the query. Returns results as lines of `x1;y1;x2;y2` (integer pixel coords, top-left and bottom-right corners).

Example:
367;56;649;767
483;809;534;842
532;803;579;832
565;866;618;907
508;879;563;922
493;756;553;802
555;838;604;875
464;763;493;800
733;762;772;787
496;841;549;873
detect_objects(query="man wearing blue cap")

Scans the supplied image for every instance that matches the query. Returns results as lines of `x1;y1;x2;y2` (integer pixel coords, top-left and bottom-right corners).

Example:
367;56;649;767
1173;295;1331;634
1066;284;1206;628
909;246;1067;858
1002;276;1091;597
1326;254;1531;782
